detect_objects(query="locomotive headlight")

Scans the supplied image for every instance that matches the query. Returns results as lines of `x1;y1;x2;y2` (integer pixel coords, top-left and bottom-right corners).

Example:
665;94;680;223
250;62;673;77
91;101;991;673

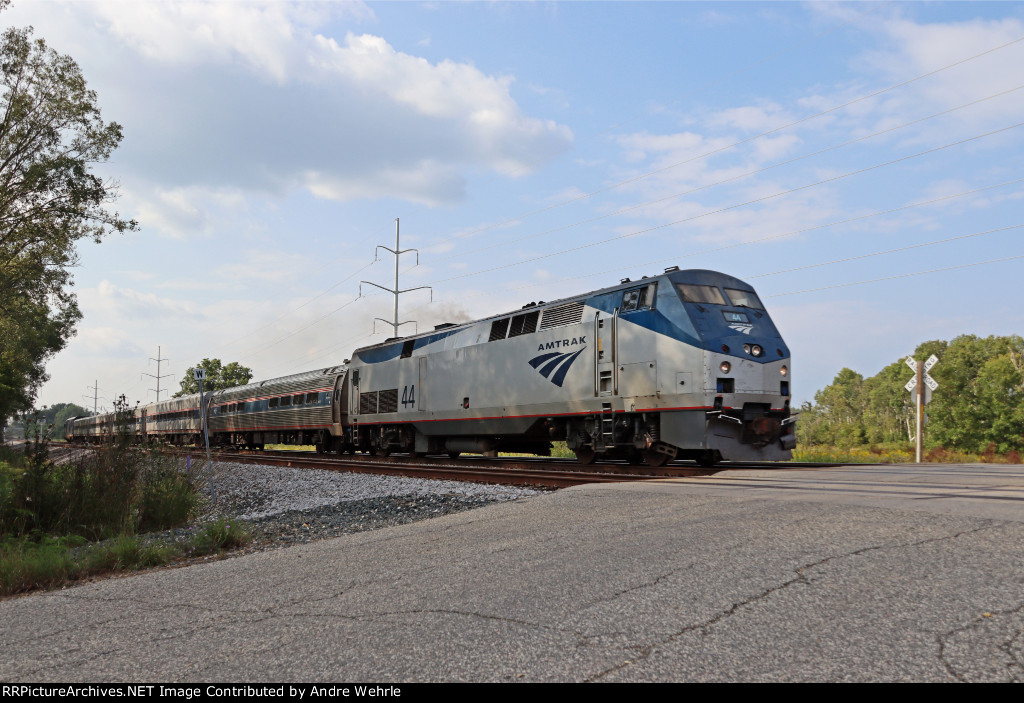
780;365;788;376
719;361;732;374
743;344;751;355
751;344;764;357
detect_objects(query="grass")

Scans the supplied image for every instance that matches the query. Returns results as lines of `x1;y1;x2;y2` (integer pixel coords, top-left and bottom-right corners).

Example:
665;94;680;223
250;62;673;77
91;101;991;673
0;521;254;597
794;443;1022;464
0;421;252;598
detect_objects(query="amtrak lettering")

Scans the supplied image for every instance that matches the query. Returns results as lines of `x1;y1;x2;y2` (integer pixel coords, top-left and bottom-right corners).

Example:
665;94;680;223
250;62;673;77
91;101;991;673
536;336;586;351
528;347;587;387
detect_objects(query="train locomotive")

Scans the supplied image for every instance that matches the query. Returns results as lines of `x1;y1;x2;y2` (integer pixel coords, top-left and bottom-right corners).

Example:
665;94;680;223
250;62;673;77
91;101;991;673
68;268;796;466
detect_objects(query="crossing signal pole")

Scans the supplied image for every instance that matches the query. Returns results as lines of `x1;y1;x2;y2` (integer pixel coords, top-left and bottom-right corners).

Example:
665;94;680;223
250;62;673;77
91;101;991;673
905;355;939;463
360;218;432;338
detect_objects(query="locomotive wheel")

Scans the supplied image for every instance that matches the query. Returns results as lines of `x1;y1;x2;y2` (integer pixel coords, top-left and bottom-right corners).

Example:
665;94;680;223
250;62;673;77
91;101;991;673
642;449;671;467
574;448;597;465
447;451;461;460
626;450;645;465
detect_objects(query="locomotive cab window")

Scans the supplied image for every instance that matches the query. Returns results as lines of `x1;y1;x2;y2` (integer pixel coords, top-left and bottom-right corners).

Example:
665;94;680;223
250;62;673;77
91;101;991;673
676;283;726;305
723;288;764;309
621;282;657;312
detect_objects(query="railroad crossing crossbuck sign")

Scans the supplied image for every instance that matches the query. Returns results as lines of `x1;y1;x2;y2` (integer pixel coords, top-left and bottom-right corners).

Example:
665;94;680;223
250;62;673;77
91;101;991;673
905;354;939;401
905;355;939;464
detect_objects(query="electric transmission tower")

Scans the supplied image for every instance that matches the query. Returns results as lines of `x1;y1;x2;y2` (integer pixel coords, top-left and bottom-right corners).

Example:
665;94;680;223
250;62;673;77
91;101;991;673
360;218;432;338
142;346;173;402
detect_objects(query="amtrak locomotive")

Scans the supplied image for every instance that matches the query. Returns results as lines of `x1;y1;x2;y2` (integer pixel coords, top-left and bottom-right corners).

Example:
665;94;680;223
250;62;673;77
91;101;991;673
68;268;795;466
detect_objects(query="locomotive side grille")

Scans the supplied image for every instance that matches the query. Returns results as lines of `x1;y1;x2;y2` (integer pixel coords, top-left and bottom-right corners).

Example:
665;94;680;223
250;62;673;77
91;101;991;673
508;310;539;338
489;318;510;341
539;300;585;330
359;391;378;414
378;388;399;414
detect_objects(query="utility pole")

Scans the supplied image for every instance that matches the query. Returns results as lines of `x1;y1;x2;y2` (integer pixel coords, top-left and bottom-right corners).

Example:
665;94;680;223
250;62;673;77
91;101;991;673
360;218;432;338
142;346;172;402
84;380;101;414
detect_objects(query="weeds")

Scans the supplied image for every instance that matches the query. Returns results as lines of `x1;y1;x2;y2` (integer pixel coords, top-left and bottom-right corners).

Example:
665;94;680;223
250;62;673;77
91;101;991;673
0;401;214;597
795;443;1024;464
193;516;252;553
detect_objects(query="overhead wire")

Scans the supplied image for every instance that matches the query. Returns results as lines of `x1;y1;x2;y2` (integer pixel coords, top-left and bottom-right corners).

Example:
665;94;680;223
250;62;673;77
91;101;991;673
418;120;1024;286
748;223;1024;279
421;33;1024;252
191;20;1024;371
413;83;1024;271
767;253;1024;297
209;258;378;357
500;176;1024;293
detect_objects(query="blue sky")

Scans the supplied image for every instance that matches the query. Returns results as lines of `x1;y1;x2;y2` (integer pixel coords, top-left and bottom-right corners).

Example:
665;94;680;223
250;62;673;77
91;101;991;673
7;1;1023;411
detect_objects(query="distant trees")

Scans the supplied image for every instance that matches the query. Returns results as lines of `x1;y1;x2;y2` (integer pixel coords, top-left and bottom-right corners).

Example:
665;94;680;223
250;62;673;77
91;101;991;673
0;14;136;422
798;335;1024;453
174;359;254;397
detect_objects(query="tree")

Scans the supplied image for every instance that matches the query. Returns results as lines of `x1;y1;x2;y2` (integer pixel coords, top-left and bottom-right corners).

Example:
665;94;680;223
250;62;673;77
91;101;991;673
0;18;137;421
798;335;1024;454
174;359;254;398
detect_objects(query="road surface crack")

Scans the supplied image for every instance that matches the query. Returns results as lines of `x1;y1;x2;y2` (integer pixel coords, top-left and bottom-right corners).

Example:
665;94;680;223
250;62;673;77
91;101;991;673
586;524;995;681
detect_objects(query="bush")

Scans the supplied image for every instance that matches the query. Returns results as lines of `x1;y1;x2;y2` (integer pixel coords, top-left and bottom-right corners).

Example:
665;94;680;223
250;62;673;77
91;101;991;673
84;535;177;572
0;536;80;595
1;416;200;541
193;516;251;553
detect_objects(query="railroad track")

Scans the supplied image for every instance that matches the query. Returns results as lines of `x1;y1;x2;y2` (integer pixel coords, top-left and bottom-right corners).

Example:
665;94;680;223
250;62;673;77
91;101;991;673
56;442;854;488
196;451;716;488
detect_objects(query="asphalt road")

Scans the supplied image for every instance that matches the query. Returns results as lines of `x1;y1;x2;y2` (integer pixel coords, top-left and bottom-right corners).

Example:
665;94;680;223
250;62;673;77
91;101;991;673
2;463;1022;682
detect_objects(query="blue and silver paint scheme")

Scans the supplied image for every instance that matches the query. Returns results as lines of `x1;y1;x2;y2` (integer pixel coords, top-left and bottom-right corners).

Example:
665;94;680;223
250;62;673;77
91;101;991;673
346;268;794;463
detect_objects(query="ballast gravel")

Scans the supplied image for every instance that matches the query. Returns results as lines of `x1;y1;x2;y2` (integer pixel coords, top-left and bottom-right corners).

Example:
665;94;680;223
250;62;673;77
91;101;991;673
184;461;547;552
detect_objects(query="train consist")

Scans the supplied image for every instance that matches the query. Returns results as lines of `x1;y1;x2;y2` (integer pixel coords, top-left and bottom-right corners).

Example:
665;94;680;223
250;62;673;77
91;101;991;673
66;268;796;466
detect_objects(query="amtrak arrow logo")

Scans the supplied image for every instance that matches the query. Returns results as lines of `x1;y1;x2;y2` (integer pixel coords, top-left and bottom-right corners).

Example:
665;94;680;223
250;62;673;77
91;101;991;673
529;348;587;387
728;323;753;334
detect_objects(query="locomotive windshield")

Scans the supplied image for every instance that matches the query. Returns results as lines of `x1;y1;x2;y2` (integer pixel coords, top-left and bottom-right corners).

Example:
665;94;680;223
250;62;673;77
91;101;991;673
723;288;764;309
675;283;726;305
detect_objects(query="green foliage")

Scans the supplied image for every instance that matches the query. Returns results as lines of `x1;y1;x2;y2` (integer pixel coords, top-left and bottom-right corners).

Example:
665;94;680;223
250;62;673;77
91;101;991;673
0;414;200;541
0;535;79;595
799;335;1024;454
83;535;177;572
193;516;251;553
174;359;254;398
0;23;136;421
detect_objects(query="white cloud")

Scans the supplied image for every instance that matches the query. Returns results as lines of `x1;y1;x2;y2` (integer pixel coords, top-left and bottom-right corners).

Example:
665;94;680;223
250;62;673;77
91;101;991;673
25;1;572;208
89;281;202;321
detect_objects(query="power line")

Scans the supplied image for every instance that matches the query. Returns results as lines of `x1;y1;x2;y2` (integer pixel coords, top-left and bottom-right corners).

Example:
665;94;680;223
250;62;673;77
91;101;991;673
493;8;868;181
418;83;1024;270
422;32;1024;251
501;176;1024;293
766;253;1024;297
420;120;1024;286
749;223;1024;278
210;258;377;358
